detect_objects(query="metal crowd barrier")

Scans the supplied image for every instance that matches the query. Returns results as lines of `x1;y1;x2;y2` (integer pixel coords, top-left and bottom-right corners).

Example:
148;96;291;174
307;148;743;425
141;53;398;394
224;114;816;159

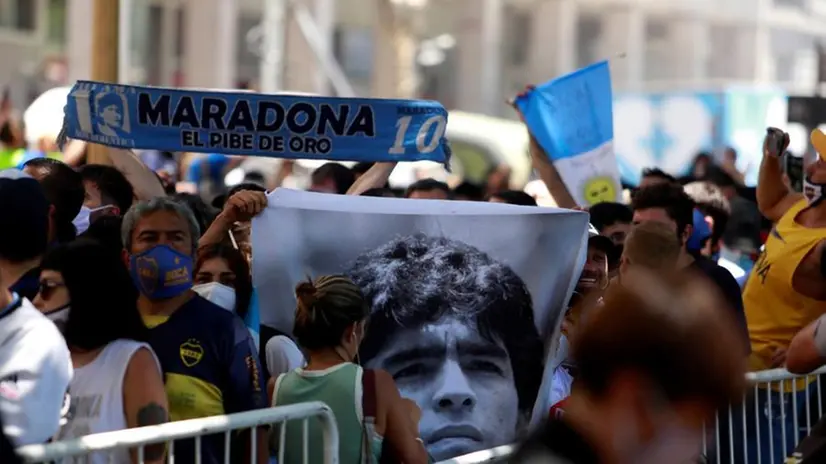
16;401;339;464
435;366;826;464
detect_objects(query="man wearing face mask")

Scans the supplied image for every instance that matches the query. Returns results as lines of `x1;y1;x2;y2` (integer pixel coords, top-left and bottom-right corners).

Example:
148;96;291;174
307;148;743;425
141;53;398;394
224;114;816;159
78;164;135;224
737;128;826;462
512;274;747;464
121;197;268;464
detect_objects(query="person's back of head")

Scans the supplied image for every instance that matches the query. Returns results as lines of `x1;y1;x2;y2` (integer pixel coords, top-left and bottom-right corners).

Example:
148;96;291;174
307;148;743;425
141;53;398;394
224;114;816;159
705;166;739;199
292;275;369;353
488;190;538;206
0;175;50;267
80;215;124;258
404;178;451;200
452;181;485;201
351;162;374;178
577;273;746;406
705;166;737;189
78;164;134;215
639;167;677;189
228;182;267;199
171;193;218;237
41;239;145;350
360;187;397;198
22;158;84;243
565;273;745;462
211;182;267;209
621;221;681;276
310;162;355;194
588;202;633;232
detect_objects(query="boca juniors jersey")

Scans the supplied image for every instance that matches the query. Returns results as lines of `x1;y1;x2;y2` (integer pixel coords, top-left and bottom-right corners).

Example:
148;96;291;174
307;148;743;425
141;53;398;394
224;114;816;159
143;294;268;464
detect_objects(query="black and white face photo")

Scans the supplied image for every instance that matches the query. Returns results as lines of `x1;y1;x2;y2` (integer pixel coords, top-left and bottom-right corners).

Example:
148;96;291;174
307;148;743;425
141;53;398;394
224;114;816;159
347;234;544;461
251;189;590;460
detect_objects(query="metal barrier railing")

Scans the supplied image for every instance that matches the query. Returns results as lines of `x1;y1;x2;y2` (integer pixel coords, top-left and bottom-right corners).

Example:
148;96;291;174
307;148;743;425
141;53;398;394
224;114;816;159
435;366;826;464
15;401;339;464
435;445;518;464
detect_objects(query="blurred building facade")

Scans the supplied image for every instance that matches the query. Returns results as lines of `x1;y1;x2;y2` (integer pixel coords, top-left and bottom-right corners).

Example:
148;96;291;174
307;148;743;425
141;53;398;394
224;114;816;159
2;0;826;117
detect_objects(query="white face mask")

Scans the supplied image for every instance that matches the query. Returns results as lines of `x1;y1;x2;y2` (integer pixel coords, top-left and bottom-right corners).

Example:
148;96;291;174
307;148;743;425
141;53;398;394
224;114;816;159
193;282;236;312
803;176;825;206
72;207;91;235
73;205;118;235
44;305;70;330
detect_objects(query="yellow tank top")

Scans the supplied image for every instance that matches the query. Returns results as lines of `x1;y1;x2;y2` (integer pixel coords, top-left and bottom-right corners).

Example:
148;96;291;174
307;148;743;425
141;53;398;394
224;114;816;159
743;199;826;390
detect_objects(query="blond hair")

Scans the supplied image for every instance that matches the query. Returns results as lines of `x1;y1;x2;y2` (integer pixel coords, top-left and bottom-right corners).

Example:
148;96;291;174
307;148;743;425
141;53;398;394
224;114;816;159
622;221;681;271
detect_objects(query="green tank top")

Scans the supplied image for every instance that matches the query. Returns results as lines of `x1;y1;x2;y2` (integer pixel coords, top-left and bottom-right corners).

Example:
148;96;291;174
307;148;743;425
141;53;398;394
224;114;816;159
273;363;383;464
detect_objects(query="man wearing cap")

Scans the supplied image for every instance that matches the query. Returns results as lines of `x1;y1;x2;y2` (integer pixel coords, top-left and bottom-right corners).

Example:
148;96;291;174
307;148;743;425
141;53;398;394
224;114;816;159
0;174;72;446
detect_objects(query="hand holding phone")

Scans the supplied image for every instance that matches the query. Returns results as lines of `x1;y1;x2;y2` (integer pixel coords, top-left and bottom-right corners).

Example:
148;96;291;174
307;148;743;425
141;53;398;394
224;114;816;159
764;127;790;158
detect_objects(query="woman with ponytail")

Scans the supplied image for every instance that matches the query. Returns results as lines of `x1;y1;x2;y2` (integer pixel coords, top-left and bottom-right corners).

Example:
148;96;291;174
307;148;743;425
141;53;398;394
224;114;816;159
270;275;427;464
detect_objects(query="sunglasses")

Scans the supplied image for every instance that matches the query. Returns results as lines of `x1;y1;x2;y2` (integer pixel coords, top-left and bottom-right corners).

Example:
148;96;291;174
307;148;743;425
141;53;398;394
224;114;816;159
38;280;66;301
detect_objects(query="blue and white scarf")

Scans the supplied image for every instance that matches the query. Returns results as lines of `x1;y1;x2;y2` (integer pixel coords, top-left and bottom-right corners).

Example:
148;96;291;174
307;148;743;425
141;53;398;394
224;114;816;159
59;82;451;166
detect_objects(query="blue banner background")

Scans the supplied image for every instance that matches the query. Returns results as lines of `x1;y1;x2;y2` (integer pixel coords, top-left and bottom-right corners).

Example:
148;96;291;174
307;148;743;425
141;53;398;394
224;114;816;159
61;82;451;165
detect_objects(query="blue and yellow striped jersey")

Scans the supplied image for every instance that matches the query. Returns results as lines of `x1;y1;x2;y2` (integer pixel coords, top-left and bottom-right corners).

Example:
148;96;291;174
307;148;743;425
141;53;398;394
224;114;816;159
144;294;268;464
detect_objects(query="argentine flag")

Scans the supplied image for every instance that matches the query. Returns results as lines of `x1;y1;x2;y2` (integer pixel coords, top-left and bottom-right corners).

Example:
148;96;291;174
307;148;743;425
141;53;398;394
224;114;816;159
516;61;621;207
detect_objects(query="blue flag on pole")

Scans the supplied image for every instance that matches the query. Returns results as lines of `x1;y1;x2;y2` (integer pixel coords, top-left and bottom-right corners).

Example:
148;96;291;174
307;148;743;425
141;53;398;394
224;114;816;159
60;82;451;166
515;61;620;206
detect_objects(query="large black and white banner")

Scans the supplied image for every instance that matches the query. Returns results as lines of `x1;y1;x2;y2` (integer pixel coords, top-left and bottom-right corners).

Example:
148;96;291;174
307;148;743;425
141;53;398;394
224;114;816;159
252;189;588;460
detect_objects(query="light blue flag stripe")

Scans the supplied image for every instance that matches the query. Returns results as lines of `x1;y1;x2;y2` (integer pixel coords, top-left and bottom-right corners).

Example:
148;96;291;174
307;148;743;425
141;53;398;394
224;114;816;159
515;60;614;162
515;61;621;206
59;81;451;167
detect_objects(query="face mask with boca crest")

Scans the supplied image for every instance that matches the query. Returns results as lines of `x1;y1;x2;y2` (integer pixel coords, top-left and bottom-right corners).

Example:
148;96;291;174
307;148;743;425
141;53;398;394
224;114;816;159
129;244;193;299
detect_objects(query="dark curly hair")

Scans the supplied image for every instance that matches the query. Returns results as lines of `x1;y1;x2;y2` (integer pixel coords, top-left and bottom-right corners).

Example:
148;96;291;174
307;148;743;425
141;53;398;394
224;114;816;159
588;202;632;232
23;158;84;244
632;182;695;240
345;234;543;414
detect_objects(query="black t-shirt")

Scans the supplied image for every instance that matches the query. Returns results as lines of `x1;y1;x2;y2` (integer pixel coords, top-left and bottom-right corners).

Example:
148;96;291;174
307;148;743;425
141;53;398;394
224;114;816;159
688;254;750;353
510;418;600;464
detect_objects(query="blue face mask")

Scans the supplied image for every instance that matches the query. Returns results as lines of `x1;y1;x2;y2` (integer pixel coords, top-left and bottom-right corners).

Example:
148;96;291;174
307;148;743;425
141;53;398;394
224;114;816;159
129;244;193;299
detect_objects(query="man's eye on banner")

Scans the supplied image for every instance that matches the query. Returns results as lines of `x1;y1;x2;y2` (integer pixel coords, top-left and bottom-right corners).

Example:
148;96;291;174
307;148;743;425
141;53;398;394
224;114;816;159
60;81;451;167
515;61;622;207
252;189;589;461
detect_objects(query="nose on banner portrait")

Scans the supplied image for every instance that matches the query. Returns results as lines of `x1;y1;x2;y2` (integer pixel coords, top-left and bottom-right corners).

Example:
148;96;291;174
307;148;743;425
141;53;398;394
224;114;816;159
251;189;589;461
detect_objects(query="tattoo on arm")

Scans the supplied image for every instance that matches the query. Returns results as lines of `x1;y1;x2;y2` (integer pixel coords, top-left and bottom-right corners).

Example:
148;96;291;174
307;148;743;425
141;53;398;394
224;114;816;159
137;403;168;461
137;402;167;426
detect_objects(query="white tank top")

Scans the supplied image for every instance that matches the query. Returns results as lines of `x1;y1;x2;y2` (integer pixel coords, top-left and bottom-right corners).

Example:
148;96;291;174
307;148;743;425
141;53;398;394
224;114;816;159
56;339;161;464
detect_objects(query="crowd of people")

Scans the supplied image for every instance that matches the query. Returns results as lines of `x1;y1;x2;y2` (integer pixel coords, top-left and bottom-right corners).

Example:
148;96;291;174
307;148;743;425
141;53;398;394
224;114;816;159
0;88;824;464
